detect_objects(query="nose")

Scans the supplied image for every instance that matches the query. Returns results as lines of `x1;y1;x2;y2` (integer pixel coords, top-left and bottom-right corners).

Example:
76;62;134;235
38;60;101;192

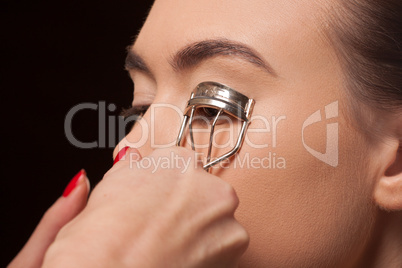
114;97;187;159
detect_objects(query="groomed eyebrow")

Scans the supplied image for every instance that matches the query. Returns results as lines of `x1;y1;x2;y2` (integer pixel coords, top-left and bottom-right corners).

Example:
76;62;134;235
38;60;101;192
125;38;276;76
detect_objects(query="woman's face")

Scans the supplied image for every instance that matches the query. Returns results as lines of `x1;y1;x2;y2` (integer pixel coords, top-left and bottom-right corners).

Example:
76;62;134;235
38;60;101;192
115;0;380;266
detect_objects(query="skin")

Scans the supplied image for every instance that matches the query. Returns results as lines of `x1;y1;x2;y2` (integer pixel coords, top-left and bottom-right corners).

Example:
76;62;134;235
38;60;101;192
10;0;402;267
118;0;402;267
41;148;249;267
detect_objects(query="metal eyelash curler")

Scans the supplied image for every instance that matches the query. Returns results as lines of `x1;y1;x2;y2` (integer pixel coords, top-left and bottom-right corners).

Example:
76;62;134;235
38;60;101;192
176;81;255;171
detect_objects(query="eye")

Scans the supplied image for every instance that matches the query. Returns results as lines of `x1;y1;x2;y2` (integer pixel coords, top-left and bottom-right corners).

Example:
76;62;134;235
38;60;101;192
195;107;222;123
120;105;150;135
193;106;234;127
201;107;221;118
120;105;150;119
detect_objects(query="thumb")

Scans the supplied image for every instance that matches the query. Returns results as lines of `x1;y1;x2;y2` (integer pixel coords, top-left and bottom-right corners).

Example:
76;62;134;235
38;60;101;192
8;169;90;268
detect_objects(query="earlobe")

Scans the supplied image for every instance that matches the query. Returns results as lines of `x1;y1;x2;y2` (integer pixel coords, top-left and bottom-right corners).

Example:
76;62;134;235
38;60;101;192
374;144;402;211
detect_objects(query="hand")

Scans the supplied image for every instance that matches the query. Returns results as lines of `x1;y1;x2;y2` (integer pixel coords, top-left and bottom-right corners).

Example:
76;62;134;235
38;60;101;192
8;170;90;268
43;147;249;267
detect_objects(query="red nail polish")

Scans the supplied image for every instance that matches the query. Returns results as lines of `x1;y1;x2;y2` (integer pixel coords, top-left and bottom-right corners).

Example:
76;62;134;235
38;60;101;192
63;169;86;197
113;146;130;165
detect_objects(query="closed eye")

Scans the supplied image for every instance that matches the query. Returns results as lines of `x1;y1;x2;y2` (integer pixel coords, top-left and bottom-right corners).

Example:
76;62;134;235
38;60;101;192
120;105;150;135
193;107;236;127
120;105;150;119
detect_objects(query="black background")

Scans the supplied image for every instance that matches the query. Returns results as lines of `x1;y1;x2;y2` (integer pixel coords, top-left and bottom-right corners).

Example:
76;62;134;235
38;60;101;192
1;0;153;264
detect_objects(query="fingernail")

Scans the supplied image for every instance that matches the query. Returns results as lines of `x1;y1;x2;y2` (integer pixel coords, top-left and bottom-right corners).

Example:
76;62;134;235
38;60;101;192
63;169;86;197
113;146;130;165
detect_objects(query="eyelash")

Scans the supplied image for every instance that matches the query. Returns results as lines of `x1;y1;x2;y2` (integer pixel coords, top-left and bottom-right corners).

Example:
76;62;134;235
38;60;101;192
120;82;237;128
199;107;221;118
120;105;229;130
120;105;150;119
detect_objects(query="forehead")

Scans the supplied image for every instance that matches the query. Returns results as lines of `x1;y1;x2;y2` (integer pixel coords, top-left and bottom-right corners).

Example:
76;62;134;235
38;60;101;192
137;1;331;48
134;0;336;78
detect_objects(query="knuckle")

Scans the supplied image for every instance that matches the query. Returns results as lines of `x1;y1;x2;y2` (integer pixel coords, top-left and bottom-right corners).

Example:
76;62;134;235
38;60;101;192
231;223;250;254
209;220;249;263
221;182;240;210
147;147;201;174
209;181;240;215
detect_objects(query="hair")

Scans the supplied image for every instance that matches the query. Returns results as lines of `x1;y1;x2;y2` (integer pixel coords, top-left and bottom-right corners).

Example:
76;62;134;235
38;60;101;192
327;0;402;138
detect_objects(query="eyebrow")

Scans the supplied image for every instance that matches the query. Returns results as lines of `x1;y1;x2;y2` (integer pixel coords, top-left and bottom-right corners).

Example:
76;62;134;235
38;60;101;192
125;38;276;76
125;46;150;73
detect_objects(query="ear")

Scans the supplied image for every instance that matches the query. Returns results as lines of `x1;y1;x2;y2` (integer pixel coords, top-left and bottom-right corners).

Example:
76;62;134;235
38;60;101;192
374;140;402;211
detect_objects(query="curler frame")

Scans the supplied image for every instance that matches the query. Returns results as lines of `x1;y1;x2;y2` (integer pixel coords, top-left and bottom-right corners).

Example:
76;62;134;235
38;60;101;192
176;81;255;171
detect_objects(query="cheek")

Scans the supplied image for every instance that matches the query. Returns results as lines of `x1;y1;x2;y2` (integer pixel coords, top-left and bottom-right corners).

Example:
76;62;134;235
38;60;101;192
215;104;376;267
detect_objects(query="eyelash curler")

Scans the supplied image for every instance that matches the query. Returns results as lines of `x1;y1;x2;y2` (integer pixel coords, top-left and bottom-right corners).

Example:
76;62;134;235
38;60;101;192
176;81;255;171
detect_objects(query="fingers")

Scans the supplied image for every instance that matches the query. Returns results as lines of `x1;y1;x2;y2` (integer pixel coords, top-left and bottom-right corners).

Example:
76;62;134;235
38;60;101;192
113;146;129;165
8;170;90;268
112;146;203;175
101;147;248;267
113;146;142;166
